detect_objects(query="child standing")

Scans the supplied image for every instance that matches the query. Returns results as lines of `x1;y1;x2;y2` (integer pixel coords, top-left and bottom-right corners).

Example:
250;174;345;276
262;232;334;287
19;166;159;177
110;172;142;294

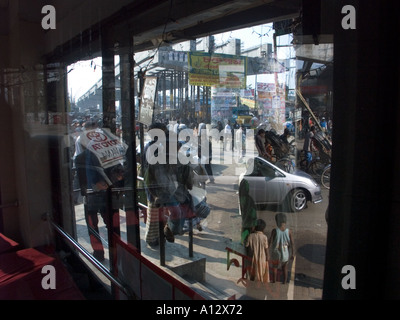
269;213;294;284
245;218;269;283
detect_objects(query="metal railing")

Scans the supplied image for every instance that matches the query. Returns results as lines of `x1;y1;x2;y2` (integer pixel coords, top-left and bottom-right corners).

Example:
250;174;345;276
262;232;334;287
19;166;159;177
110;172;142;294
73;177;194;267
51;221;133;299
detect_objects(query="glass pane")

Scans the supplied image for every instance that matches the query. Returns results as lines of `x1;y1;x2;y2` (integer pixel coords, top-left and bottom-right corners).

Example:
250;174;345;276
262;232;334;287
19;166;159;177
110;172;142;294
65;22;333;300
67;57;114;266
127;23;332;300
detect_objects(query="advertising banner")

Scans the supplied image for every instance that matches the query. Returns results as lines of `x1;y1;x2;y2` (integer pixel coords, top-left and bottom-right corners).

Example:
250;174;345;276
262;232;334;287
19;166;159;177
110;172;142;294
139;76;158;126
188;52;247;88
79;128;128;169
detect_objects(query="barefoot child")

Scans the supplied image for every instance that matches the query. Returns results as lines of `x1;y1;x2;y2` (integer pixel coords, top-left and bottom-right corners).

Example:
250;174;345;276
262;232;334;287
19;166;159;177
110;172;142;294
245;218;269;283
269;213;294;284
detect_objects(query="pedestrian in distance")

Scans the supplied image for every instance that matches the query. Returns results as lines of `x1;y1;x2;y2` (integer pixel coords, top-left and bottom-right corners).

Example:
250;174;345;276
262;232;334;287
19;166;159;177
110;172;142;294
280;127;290;145
231;120;240;151
320;117;328;133
217;120;224;143
224;120;232;151
255;129;267;158
269;213;295;284
235;123;246;162
302;125;316;173
198;123;215;184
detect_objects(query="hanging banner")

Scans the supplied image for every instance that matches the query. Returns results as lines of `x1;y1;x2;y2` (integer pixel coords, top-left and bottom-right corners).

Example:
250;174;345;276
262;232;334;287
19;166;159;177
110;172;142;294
138;76;158;126
188;52;247;88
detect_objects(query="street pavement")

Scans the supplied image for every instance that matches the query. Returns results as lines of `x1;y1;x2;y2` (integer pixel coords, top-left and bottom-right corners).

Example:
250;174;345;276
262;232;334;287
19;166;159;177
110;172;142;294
192;142;328;300
73;137;329;300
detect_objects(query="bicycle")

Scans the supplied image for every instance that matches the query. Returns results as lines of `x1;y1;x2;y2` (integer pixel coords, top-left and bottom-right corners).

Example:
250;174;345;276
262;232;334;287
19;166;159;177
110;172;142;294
275;156;295;173
298;150;326;179
273;139;296;173
321;163;331;189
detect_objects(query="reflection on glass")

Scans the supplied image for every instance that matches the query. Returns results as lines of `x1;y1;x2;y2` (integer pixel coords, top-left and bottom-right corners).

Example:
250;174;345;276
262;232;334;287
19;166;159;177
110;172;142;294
65;23;332;300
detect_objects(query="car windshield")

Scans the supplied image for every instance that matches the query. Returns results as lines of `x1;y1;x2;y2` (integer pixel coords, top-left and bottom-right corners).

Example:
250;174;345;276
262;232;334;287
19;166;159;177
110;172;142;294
246;157;277;178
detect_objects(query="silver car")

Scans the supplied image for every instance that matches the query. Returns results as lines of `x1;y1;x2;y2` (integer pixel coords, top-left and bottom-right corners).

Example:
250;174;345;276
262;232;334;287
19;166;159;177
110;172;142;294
239;157;323;211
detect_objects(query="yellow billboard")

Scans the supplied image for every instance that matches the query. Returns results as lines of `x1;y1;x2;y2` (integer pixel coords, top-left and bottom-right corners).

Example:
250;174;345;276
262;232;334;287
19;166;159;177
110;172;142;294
188;52;247;88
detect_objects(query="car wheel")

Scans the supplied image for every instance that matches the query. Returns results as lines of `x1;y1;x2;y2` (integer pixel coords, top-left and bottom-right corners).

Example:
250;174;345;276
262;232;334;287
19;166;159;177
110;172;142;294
288;189;307;212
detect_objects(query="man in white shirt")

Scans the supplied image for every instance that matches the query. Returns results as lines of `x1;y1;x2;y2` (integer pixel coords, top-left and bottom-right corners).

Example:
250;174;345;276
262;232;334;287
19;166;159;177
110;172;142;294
224;120;232;151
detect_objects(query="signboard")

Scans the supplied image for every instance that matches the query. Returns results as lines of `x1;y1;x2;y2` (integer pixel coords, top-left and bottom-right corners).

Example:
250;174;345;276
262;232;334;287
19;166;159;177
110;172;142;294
80;128;128;169
158;50;188;70
294;108;302;122
138;76;158;126
188;52;247;88
240;97;255;109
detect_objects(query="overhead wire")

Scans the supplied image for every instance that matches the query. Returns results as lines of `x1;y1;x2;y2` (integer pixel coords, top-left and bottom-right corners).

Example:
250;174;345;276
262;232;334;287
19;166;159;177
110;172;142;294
143;0;175;74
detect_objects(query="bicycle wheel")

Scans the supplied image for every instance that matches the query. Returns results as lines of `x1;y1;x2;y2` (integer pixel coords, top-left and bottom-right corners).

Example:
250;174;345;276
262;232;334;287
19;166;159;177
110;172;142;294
310;159;325;177
298;151;307;171
321;165;331;189
276;158;295;173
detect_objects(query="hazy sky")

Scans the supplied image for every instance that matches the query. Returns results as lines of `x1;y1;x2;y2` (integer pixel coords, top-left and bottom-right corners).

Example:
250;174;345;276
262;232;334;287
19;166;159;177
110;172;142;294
67;23;293;102
67;58;102;103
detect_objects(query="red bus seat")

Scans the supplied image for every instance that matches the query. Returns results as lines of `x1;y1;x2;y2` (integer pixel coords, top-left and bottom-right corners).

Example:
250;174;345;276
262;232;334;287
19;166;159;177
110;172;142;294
0;246;85;300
